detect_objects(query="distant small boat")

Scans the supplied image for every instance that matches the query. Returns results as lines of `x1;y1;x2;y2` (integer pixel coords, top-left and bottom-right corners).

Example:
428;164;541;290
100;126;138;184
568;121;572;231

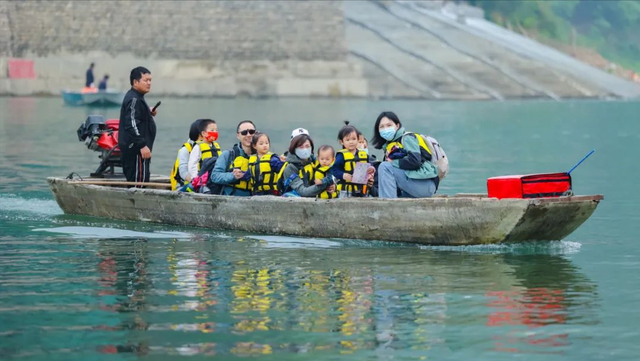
61;90;125;107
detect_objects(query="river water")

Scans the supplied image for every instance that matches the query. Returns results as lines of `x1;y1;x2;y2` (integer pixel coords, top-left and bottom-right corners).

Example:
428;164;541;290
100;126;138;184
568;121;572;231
0;96;638;360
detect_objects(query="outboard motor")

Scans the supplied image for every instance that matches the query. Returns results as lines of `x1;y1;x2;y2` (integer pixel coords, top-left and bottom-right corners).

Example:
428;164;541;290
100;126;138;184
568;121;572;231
77;115;122;177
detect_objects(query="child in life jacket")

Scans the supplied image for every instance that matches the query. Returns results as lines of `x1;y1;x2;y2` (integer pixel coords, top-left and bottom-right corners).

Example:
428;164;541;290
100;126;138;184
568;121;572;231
330;121;375;197
170;119;202;190
187;119;221;181
248;132;284;195
309;145;338;199
357;133;380;197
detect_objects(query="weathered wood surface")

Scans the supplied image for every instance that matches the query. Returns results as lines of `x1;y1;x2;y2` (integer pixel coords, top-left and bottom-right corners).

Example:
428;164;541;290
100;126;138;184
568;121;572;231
48;177;602;245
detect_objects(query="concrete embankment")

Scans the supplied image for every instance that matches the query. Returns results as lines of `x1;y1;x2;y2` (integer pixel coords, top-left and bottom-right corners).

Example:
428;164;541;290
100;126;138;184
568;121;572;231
1;0;639;100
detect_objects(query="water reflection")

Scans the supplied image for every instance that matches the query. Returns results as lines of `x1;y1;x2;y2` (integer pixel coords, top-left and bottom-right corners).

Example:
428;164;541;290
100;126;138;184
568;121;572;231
54;239;598;358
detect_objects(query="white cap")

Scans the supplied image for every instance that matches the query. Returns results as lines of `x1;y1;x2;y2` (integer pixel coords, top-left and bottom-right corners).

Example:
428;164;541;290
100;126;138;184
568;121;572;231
290;127;309;140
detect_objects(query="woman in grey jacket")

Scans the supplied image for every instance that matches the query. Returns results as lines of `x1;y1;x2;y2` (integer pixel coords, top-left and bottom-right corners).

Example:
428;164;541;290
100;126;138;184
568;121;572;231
281;133;335;197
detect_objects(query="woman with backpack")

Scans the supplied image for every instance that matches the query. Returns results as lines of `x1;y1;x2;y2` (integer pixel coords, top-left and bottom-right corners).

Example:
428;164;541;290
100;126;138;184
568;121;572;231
371;111;439;198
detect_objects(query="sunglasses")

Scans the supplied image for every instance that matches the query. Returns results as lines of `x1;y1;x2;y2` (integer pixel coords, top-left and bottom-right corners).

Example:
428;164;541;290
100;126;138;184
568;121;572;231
238;129;256;136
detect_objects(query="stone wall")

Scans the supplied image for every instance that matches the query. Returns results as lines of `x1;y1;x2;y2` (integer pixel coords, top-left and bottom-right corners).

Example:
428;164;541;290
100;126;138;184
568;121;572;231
7;0;347;61
0;0;368;97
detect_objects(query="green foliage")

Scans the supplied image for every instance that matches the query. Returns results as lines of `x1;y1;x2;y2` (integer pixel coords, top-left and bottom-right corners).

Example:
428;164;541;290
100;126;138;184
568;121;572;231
469;0;640;73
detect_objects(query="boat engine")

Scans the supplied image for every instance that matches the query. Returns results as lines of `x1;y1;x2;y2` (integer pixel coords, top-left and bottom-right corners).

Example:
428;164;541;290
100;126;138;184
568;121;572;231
77;115;122;177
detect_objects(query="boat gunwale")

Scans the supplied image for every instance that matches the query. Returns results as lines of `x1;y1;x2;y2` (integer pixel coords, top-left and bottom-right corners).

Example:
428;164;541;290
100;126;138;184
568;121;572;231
50;177;603;204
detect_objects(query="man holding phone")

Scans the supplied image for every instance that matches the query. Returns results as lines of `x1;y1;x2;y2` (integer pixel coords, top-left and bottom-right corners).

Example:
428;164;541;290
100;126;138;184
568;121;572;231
119;66;159;185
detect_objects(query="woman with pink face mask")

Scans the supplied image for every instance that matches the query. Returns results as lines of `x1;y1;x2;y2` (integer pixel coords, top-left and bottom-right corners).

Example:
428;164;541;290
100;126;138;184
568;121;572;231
187;119;221;180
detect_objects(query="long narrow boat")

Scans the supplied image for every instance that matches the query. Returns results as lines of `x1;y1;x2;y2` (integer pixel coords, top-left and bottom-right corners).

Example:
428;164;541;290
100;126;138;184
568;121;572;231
61;90;125;107
47;177;602;245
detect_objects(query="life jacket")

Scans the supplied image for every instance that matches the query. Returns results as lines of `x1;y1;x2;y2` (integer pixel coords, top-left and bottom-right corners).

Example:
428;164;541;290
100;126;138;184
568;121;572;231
197;141;222;170
170;141;195;191
301;161;338;199
276;161;315;195
248;152;280;195
226;144;251;192
336;149;369;195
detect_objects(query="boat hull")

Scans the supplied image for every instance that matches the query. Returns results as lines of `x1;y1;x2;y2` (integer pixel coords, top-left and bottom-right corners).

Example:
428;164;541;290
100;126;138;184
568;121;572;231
47;177;602;245
61;91;124;106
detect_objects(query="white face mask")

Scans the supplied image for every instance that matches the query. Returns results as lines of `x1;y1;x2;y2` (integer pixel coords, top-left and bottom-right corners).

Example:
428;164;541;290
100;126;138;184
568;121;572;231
359;147;369;155
295;148;312;160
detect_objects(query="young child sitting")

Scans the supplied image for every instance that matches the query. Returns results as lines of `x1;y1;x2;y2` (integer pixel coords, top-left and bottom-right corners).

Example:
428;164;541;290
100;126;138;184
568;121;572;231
331;121;375;197
170;119;201;190
248;132;284;195
307;145;338;199
187;119;221;181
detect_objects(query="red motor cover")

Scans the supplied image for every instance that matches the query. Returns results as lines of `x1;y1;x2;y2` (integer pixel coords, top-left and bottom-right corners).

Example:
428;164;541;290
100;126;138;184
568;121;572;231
105;119;119;131
487;173;572;199
96;131;119;153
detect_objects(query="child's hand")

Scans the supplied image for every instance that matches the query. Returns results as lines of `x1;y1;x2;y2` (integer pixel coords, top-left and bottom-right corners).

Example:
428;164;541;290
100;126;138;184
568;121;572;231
367;174;374;186
232;169;245;179
314;179;323;185
367;166;376;175
326;184;336;193
343;173;352;182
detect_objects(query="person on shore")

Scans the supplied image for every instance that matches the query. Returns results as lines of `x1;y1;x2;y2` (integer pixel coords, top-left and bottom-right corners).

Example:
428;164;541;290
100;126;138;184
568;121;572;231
372;111;438;198
248;132;284;196
98;74;109;91
308;145;338;199
280;131;335;197
86;63;95;88
118;66;157;185
187;119;221;180
330;121;374;197
210;120;255;196
170;119;202;190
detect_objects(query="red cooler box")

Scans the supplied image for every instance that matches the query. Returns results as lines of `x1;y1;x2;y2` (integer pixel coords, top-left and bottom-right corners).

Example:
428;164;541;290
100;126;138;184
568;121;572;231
487;173;572;199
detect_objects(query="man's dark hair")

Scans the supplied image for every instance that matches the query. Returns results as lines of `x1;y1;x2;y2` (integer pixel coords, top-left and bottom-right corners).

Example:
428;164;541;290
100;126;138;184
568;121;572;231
130;66;151;86
90;63;95;68
288;134;314;155
236;120;256;132
103;74;109;80
371;111;402;150
197;119;216;134
188;119;203;142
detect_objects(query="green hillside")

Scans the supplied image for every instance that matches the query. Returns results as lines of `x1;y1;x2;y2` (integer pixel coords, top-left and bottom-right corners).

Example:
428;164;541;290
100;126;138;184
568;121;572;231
468;0;640;73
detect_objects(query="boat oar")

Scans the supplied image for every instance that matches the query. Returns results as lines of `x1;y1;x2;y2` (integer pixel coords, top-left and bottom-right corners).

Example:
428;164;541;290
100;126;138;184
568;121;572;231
567;149;595;175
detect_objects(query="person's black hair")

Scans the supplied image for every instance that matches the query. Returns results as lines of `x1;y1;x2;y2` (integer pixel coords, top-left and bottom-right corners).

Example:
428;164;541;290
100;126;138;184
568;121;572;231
372;111;402;150
337;120;359;143
197;119;216;135
103;74;109;80
318;145;335;157
129;66;151;86
90;63;95;68
289;134;314;155
188;119;203;142
236;120;256;132
251;132;270;151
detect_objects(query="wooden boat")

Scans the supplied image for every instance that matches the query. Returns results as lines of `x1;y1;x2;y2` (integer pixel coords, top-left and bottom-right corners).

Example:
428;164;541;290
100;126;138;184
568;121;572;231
61;90;125;107
47;176;602;246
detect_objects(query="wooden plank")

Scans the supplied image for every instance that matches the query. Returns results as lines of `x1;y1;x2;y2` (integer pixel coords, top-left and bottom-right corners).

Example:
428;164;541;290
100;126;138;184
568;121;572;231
69;180;171;189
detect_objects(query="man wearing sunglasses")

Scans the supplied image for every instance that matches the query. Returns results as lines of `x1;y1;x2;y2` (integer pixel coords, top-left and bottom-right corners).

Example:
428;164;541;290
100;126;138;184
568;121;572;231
210;120;256;196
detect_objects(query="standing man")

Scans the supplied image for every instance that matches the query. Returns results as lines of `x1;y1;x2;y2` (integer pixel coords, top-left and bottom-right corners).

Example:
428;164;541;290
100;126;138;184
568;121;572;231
119;66;158;185
85;63;95;88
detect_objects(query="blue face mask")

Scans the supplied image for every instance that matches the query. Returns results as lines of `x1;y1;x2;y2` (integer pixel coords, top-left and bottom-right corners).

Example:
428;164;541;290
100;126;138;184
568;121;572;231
380;127;397;141
295;147;312;160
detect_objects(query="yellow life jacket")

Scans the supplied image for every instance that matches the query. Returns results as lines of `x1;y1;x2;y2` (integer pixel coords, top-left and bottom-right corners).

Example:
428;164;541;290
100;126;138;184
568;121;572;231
306;161;337;199
248;152;280;195
197;141;222;170
336;149;369;194
170;141;195;191
385;132;432;159
227;145;251;191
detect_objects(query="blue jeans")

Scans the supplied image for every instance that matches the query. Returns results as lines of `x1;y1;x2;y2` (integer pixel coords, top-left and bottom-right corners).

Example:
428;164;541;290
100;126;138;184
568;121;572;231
378;162;437;198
